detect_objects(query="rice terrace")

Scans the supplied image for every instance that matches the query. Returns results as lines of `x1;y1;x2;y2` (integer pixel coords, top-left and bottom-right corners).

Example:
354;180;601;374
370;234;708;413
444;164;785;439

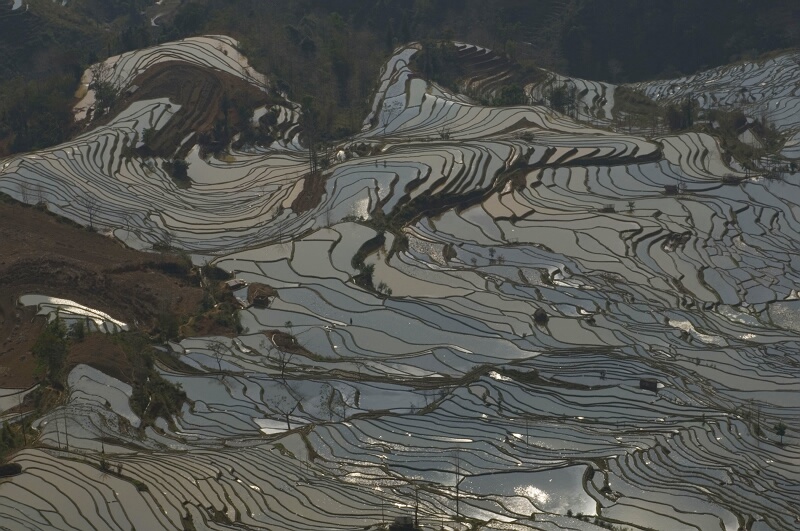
0;2;799;530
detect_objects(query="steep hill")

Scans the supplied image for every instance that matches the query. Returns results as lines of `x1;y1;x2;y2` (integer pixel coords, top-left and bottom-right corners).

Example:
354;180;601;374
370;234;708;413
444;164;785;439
0;36;799;531
2;0;798;158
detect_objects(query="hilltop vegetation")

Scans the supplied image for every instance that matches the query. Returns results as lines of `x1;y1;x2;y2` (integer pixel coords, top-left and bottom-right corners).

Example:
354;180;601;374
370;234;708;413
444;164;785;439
1;0;797;155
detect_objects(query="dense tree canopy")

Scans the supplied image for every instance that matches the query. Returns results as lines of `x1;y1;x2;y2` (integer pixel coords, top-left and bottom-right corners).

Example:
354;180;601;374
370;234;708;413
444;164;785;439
0;0;796;154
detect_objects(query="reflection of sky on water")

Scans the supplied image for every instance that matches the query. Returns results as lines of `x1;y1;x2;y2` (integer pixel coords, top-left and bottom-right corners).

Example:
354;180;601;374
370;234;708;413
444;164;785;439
516;484;550;505
768;300;800;333
460;466;596;516
668;319;724;345
19;294;129;332
1;34;799;531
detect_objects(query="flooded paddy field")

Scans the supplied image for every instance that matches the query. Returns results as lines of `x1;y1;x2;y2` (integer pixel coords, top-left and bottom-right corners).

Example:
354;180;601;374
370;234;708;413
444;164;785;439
0;38;798;530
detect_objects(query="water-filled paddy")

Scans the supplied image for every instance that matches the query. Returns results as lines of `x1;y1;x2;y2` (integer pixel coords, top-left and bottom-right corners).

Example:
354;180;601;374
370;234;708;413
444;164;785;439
1;37;799;531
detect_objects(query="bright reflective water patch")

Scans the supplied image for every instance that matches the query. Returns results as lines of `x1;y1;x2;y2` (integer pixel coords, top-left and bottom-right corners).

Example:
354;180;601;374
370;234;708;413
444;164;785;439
19;294;128;333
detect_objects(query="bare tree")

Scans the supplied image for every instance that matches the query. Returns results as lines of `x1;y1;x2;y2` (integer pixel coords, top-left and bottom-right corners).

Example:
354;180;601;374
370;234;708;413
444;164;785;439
18;181;29;203
300;99;320;174
275;349;294;381
35;185;46;207
63;408;70;452
76;193;99;230
268;384;304;431
381;100;402;133
318;383;335;421
17;392;27;446
454;448;461;520
55;410;62;449
122;213;133;238
159;229;174;251
331;387;357;420
261;339;294;381
209;340;229;377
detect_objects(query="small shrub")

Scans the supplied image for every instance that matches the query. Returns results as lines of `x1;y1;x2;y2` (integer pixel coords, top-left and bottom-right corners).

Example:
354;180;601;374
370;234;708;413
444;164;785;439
141;127;155;149
32;318;68;385
162;159;191;187
204;265;232;281
493;84;527;106
0;463;22;477
156;312;180;341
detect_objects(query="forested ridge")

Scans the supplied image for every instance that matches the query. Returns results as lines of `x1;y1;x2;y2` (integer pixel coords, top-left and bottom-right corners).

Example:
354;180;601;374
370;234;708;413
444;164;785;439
0;0;797;155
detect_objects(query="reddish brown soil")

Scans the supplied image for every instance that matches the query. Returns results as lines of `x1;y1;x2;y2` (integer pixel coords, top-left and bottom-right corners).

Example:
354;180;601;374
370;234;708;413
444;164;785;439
291;170;328;213
112;60;272;158
66;334;132;384
0;201;206;388
0;60;270;388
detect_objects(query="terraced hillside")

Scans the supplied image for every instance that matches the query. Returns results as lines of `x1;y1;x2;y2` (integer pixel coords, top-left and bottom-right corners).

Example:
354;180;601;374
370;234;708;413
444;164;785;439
523;48;800;162
0;37;799;531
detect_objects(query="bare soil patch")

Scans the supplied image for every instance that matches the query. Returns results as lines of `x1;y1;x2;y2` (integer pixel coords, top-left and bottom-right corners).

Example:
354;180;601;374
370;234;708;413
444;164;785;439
0;200;206;388
291;171;328;213
114;61;272;158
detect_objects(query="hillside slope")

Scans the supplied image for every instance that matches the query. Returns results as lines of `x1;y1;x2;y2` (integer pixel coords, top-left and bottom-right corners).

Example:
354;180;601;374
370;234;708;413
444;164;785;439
0;37;799;531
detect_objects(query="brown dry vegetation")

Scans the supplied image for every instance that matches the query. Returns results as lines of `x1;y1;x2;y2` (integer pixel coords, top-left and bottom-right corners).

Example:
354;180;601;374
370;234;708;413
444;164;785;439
104;61;274;158
0;200;209;388
291;171;328;214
